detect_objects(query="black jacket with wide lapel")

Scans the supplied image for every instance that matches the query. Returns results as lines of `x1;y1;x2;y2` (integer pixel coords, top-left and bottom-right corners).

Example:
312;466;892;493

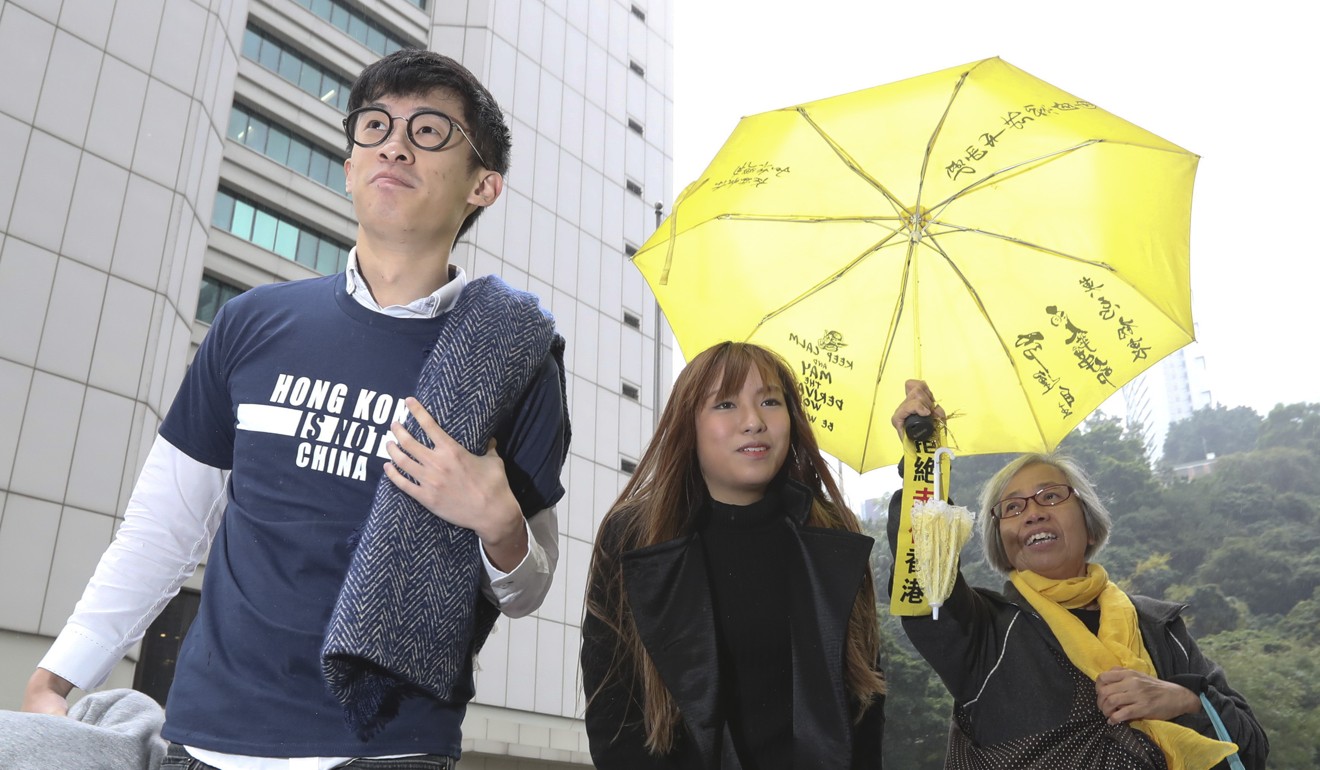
621;481;875;769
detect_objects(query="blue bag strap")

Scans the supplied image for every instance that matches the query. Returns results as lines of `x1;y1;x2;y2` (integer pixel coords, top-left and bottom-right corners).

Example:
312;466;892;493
1199;693;1246;770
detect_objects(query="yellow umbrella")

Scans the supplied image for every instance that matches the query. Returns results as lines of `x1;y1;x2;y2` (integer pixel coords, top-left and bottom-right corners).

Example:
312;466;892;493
637;57;1197;472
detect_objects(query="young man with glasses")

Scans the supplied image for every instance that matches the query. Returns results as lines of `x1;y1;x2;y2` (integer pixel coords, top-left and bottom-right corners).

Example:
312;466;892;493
23;50;570;770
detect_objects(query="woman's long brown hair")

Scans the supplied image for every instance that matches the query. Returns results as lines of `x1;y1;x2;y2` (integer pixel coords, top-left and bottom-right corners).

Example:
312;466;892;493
584;342;885;754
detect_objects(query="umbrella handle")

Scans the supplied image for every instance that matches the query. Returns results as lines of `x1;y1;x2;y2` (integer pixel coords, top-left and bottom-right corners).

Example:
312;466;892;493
933;447;956;501
904;413;936;442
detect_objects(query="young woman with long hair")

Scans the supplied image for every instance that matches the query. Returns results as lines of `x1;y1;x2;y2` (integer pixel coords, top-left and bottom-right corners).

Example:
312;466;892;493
581;342;886;769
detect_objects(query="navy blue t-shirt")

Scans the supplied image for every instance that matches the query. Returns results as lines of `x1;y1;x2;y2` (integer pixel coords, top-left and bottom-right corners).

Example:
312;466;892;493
157;275;567;757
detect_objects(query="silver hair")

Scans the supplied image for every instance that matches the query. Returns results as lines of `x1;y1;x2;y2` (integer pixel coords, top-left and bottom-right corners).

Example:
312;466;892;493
977;452;1112;574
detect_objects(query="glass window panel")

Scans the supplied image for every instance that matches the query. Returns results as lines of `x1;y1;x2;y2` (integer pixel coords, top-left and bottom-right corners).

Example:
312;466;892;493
221;284;243;305
277;49;301;82
308;152;330;185
197;278;218;322
242;29;261;61
366;27;385;55
251;210;278;250
211;191;235;229
245;120;268;153
298;61;321;94
287;140;312;175
316;239;339;275
266;129;291;164
227;108;248;141
258;38;280;71
327;161;346;194
295;233;319;268
311;0;332;16
273;220;299;259
329;4;349;31
318;76;338;106
230;200;255;239
347;15;368;45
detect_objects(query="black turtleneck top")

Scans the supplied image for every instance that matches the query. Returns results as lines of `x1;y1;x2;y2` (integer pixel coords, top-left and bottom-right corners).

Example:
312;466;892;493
699;489;794;770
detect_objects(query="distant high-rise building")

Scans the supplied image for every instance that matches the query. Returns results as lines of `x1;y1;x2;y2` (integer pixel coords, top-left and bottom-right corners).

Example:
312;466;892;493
0;1;673;764
1111;339;1213;461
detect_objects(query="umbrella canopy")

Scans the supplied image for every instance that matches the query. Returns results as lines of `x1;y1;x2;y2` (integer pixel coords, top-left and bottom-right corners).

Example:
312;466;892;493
636;57;1198;472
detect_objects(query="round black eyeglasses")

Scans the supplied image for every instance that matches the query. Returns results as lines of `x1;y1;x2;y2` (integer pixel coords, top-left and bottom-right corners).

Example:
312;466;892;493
343;107;488;167
991;484;1076;520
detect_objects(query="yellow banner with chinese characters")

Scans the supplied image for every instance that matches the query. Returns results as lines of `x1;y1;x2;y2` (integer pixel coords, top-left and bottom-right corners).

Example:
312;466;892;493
889;432;952;615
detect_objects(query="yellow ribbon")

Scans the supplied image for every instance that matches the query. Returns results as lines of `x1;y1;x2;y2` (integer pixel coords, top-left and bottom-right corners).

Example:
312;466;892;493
889;432;947;615
1011;565;1236;770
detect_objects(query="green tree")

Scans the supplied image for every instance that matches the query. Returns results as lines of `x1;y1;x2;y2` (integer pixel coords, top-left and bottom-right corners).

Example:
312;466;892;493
1257;402;1320;456
1122;552;1177;599
1165;584;1243;637
1059;413;1159;517
1197;628;1320;769
1211;446;1320;498
1196;536;1310;617
1161;404;1261;465
879;621;953;770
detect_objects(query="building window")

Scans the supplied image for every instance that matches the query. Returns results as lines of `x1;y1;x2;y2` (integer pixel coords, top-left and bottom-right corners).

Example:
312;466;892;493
196;274;247;324
132;589;201;706
630;4;646;21
213;187;351;275
228;103;348;194
291;0;414;56
629;60;646;78
623;241;638;257
623;310;642;329
625;178;643;197
620;457;638;474
627;117;644;136
242;26;354;112
622;382;640;401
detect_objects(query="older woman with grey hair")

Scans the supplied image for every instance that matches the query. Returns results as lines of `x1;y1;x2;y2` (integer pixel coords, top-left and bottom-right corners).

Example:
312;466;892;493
888;380;1267;770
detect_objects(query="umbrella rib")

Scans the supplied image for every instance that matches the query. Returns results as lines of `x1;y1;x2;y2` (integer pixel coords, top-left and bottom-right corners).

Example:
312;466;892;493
648;177;708;285
926;139;1101;216
856;237;920;468
754;229;908;328
919;232;1055;451
914;69;973;216
794;107;910;221
718;213;906;225
924;221;1117;271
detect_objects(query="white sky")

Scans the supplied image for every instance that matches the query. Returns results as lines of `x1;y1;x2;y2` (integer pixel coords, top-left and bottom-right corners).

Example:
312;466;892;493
669;0;1320;500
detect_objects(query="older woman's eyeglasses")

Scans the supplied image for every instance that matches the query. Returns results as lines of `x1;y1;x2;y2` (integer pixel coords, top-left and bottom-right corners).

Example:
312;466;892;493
991;484;1076;520
343;107;489;167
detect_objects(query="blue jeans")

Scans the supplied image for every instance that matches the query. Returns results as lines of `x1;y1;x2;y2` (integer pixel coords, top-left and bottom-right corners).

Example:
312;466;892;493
162;743;457;769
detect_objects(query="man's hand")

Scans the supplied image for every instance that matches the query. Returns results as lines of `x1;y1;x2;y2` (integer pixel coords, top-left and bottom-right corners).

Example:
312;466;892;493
1095;666;1199;724
385;397;528;571
22;669;73;716
890;379;947;440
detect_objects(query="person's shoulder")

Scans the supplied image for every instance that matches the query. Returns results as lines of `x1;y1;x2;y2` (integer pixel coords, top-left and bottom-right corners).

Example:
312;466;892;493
221;275;336;317
992;580;1032;609
245;274;337;301
1127;592;1188;624
595;506;638;553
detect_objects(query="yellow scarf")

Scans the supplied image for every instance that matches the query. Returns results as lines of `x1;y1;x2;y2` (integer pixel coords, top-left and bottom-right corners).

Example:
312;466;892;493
1010;565;1236;770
